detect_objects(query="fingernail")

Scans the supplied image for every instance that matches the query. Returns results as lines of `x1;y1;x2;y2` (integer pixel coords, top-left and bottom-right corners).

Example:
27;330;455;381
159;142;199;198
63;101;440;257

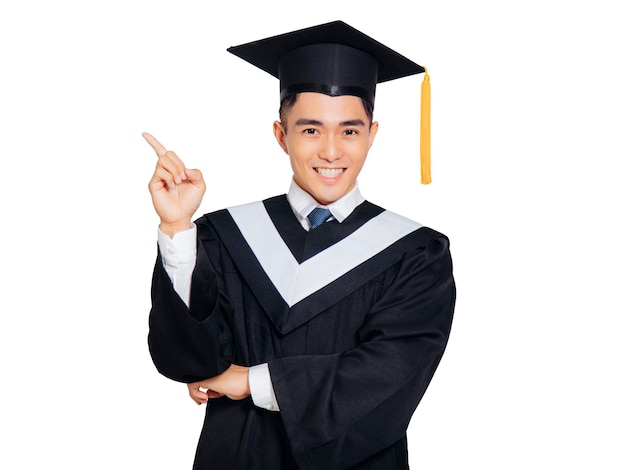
180;172;187;180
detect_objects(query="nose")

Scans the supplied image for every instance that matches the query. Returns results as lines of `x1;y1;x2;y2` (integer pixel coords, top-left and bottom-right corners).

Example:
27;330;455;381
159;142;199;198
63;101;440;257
319;134;342;162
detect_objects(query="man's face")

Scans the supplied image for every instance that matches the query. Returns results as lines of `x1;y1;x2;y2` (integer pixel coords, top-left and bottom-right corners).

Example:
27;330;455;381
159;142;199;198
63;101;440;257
273;92;378;206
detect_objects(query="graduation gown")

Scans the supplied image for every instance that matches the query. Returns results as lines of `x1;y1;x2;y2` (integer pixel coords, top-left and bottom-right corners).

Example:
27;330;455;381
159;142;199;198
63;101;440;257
148;195;456;470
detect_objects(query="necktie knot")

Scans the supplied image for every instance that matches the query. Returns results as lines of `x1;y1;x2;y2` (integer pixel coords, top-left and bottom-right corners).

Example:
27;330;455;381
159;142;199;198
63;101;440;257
307;207;332;229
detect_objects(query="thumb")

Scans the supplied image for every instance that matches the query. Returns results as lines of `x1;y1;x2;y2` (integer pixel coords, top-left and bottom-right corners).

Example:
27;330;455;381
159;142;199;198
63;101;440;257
184;168;206;191
184;168;203;181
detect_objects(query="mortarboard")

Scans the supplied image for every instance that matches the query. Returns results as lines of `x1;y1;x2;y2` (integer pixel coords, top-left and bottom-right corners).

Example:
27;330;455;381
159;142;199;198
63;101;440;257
227;20;432;184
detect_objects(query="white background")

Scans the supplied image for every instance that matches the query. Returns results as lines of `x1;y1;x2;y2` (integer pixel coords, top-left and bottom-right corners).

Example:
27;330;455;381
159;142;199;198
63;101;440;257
1;1;624;468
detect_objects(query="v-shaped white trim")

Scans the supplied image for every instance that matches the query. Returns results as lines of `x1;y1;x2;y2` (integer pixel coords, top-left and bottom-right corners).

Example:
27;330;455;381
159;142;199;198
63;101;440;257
228;202;421;307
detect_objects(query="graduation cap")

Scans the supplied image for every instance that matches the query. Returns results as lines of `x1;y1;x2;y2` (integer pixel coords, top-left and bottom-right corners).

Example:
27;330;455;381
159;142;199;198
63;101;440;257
227;20;432;184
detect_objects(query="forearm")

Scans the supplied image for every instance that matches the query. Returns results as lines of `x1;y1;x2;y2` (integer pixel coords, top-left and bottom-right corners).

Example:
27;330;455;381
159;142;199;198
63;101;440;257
149;227;234;382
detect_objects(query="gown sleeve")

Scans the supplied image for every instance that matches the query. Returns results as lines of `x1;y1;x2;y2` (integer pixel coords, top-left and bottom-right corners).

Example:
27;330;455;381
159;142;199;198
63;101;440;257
269;234;456;470
148;221;233;383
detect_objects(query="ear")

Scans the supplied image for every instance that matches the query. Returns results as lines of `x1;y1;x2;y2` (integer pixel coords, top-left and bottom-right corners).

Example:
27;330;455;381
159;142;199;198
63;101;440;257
273;121;289;154
368;121;379;149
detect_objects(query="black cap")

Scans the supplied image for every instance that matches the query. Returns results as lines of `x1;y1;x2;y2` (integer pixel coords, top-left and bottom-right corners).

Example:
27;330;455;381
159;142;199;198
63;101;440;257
226;20;425;106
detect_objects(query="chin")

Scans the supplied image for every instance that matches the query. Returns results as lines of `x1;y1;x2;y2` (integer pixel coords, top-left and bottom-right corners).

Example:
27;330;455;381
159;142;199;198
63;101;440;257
314;192;342;205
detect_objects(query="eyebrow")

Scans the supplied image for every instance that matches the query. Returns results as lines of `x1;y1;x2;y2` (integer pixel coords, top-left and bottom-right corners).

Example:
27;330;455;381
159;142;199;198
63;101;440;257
294;118;367;127
295;118;323;127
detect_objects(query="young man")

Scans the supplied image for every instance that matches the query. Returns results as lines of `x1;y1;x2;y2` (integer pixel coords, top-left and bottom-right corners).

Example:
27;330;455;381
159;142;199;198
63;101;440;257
145;21;455;469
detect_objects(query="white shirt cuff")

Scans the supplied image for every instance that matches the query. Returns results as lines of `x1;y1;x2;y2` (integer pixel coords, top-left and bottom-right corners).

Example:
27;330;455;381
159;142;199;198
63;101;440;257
157;224;197;307
158;224;197;263
249;363;280;412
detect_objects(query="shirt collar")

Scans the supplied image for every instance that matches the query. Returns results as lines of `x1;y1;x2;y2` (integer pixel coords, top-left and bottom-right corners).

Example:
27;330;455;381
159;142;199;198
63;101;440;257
286;179;365;225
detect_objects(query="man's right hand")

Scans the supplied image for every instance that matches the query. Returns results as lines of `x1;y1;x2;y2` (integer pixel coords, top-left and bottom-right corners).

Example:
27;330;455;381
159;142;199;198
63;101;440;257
143;132;206;237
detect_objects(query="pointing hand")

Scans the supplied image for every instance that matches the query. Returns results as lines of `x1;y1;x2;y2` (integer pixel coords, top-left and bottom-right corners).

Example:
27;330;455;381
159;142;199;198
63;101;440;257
144;132;206;236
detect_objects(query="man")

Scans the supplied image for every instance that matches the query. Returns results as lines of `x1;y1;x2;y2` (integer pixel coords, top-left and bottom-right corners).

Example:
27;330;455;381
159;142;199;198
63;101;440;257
145;21;455;469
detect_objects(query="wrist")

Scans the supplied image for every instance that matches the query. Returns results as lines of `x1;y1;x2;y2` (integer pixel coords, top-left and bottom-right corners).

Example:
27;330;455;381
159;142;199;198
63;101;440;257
159;220;193;238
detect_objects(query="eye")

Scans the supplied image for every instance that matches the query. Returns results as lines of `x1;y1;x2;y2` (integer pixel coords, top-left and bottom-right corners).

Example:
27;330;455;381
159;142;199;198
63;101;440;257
343;129;358;136
304;128;318;135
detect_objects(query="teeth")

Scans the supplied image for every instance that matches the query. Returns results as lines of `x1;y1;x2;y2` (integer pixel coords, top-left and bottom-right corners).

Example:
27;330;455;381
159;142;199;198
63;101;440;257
316;168;344;177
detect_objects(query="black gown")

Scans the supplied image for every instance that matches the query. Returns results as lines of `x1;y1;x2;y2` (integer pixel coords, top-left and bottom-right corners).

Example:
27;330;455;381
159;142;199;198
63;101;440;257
148;195;456;470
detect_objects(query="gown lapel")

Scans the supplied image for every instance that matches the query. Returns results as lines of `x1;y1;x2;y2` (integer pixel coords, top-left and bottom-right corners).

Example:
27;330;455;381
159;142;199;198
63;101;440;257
208;195;426;334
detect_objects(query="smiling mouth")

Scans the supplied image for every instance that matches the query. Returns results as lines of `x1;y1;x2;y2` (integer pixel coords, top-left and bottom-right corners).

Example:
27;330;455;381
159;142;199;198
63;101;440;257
315;168;345;178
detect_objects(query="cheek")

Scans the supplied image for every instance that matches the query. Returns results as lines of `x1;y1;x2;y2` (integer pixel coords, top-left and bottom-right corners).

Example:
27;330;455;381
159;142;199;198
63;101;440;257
287;140;316;166
288;152;311;178
346;142;369;165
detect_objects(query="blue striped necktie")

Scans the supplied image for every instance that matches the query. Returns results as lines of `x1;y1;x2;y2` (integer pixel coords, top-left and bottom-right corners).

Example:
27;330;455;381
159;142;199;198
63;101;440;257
307;207;332;229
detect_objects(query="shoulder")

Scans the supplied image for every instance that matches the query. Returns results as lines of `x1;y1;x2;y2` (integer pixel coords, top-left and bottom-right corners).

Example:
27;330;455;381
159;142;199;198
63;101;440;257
364;200;450;248
365;203;453;283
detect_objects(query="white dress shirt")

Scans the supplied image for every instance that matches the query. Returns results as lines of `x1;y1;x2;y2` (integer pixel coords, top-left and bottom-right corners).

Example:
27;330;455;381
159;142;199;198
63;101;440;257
286;179;365;229
157;180;365;411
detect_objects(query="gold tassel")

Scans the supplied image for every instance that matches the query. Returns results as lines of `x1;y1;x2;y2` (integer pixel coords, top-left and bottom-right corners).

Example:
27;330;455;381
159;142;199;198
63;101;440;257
420;67;431;184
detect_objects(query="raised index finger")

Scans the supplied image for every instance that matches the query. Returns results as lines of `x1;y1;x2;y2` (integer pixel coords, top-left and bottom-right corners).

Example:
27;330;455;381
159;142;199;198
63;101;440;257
142;132;168;157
